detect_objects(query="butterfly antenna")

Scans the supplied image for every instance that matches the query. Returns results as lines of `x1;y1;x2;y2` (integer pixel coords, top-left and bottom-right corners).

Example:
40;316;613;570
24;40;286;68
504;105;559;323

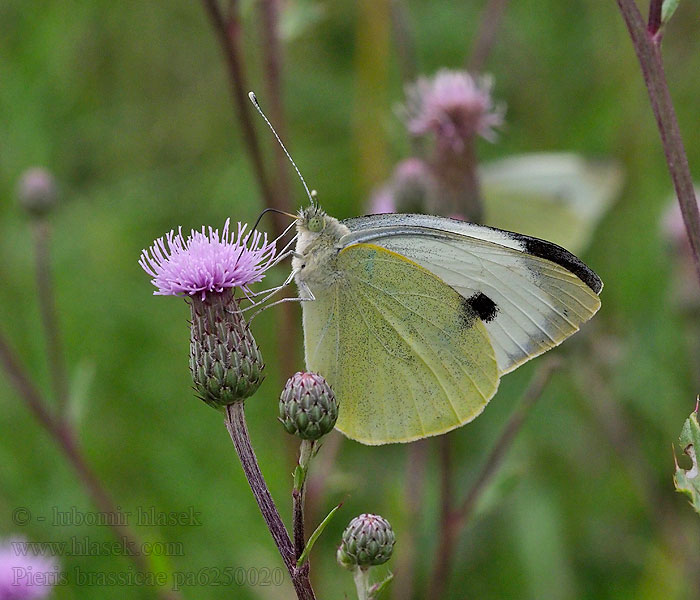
248;91;315;205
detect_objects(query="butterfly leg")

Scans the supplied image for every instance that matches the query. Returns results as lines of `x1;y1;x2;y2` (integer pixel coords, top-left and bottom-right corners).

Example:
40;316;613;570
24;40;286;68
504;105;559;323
247;281;315;323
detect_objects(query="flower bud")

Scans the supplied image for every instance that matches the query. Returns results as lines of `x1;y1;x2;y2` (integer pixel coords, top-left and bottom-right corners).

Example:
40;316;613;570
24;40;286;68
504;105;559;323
189;290;264;409
337;514;395;569
17;167;58;217
279;372;338;440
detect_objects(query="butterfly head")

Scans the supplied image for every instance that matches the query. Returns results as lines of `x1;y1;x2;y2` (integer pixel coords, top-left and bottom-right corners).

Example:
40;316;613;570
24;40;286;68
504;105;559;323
294;203;351;283
298;203;328;234
297;203;348;241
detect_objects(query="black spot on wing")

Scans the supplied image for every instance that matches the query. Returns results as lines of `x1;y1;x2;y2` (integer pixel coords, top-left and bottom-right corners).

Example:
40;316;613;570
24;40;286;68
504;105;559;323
466;292;499;323
508;233;603;294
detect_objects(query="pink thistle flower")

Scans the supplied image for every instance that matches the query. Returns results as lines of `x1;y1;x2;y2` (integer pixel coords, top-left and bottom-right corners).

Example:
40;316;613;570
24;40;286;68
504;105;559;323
139;219;277;299
403;69;504;151
0;539;60;599
368;158;436;215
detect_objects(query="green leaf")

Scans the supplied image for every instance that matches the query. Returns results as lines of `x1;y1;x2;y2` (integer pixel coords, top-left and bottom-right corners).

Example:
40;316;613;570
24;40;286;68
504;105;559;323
296;502;342;567
673;401;700;515
662;0;681;25
369;571;394;600
293;465;304;491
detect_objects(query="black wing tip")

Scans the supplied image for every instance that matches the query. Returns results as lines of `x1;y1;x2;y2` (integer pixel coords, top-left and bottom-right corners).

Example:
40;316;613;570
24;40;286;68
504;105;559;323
509;233;603;294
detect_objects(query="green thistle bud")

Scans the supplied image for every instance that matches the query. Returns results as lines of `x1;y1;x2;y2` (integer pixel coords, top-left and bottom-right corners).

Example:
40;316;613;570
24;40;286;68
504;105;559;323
189;290;264;409
337;514;395;570
279;372;338;440
17;167;58;217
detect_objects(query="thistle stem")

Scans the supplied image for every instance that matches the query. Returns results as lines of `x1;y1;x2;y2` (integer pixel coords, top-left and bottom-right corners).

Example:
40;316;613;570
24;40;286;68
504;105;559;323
647;0;663;36
32;219;69;413
258;0;293;227
468;0;510;73
293;439;315;559
224;402;316;600
428;360;560;597
392;439;428;599
200;0;277;231
389;0;419;84
615;0;700;286
353;567;371;600
304;430;343;543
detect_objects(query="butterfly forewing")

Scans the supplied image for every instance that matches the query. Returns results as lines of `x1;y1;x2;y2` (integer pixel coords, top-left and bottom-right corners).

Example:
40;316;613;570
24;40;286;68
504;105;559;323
341;215;602;375
302;243;499;445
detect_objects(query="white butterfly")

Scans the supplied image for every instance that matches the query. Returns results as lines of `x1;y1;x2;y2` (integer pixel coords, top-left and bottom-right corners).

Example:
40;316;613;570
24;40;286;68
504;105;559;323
292;206;602;445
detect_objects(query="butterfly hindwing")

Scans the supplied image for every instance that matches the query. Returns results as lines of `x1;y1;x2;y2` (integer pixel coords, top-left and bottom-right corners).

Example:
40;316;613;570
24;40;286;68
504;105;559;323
302;243;499;445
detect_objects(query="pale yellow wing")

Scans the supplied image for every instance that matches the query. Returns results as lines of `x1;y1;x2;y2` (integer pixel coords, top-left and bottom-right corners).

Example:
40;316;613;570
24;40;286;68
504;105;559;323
302;243;499;445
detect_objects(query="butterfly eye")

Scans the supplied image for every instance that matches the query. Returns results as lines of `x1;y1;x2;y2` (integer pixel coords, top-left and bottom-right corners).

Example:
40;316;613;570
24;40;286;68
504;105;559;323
308;216;324;233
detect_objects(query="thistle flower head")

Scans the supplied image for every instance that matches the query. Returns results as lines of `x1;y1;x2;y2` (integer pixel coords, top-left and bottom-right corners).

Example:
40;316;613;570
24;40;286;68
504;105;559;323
337;514;395;570
0;538;59;599
403;69;504;151
279;372;338;440
139;219;276;300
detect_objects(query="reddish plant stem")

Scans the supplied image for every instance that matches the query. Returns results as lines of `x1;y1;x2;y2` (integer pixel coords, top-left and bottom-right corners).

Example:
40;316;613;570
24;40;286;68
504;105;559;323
647;0;663;35
388;0;424;158
0;332;181;600
32;220;69;413
454;360;560;526
292;487;305;559
304;430;343;532
429;434;459;599
428;360;560;598
224;402;316;600
468;0;510;73
256;0;300;383
615;0;700;286
0;333;56;436
292;439;313;561
392;439;428;600
259;0;293;220
389;0;419;84
201;0;277;233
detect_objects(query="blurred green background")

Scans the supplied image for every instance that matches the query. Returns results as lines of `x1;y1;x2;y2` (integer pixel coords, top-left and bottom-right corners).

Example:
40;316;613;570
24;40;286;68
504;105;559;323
2;1;700;598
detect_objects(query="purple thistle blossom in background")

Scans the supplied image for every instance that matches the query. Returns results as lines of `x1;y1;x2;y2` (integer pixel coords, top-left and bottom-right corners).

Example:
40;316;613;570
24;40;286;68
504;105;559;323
139;219;277;299
368;158;436;215
403;69;504;151
0;539;59;600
